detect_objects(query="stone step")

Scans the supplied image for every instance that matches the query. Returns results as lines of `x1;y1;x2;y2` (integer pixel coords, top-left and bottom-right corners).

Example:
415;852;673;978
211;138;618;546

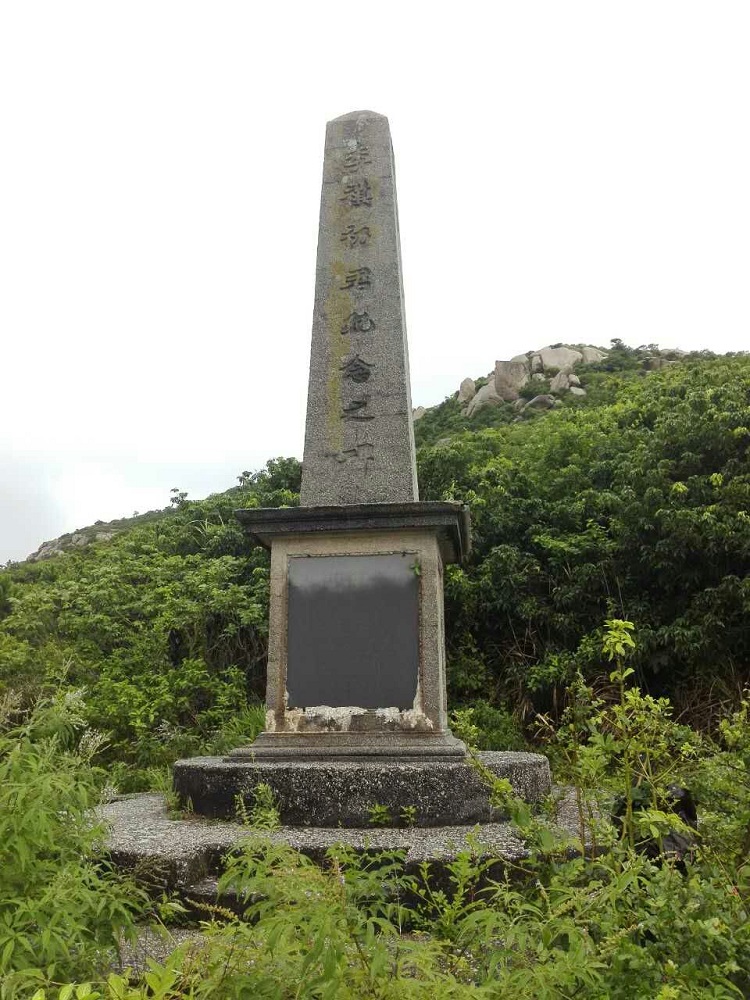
102;791;580;921
173;750;551;825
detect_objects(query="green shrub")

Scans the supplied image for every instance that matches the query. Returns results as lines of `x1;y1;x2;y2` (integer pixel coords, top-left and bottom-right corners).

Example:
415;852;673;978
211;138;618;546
0;692;144;995
465;700;526;750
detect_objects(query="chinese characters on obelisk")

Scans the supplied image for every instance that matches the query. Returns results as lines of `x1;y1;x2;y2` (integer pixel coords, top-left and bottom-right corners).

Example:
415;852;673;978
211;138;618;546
300;111;419;505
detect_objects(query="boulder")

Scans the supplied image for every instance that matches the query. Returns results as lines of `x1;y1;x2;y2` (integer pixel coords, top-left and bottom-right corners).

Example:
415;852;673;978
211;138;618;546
413;406;427;421
568;373;581;387
581;346;607;364
641;357;672;371
569;386;587;396
510;353;532;369
494;360;529;401
466;380;503;416
524;394;556;410
457;378;476;404
537;346;583;370
531;372;545;382
550;367;572;394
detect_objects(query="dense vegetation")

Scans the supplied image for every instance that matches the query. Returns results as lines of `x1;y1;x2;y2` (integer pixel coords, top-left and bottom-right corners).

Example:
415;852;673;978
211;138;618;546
1;345;749;995
419;347;750;726
2;347;748;771
2;628;749;997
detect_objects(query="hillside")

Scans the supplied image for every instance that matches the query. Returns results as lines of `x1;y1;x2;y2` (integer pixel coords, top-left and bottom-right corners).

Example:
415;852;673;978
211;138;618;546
1;345;749;783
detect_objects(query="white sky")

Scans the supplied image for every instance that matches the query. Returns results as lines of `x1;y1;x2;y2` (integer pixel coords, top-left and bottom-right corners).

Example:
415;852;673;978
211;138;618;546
1;2;748;563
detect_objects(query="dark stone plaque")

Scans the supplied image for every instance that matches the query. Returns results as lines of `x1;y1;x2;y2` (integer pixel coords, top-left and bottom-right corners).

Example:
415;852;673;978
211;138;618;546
286;553;419;709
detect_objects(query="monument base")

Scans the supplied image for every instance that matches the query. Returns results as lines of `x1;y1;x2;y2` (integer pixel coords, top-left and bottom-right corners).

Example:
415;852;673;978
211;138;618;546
229;729;467;760
172;751;551;827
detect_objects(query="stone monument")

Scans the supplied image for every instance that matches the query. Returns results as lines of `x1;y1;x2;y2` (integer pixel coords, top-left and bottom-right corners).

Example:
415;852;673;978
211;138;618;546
173;111;550;826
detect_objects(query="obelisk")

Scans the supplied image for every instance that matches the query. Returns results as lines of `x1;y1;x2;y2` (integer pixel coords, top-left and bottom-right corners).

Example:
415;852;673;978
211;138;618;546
301;110;419;506
172;111;553;825
225;109;469;760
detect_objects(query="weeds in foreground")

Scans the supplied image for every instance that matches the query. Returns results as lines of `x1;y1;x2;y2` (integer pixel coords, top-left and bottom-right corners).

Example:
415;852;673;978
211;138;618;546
4;622;750;997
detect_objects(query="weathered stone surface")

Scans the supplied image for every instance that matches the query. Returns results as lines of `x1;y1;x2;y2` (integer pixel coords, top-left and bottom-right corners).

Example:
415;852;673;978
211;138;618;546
457;377;476;404
102;793;526;893
232;522;467;758
537;346;583;370
412;406;426;421
465;380;503;416
27;530;116;563
228;113;478;769
549;367;572;394
103;789;589;906
581;346;607;364
300;111;418;506
235;502;471;564
568;373;581;387
525;394;556;410
494;360;529;401
242;731;467;759
569;386;587;396
173;752;551;826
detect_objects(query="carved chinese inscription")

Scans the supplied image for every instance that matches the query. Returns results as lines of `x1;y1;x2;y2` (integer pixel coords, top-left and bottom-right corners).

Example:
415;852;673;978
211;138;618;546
342;143;372;171
330;121;382;480
332;441;375;473
340;178;372;208
300;111;419;505
342;396;373;421
340;355;373;383
341;310;376;336
340;267;372;291
340;225;371;248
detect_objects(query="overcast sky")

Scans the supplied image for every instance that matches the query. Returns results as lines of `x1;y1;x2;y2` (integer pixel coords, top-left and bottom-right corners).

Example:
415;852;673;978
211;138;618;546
1;2;748;563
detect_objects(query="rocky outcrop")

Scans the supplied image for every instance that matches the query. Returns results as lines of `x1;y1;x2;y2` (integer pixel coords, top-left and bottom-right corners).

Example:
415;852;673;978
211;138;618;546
537;346;583;370
451;345;608;416
466;380;503;416
494;360;530;401
413;406;427;421
549;367;573;394
418;343;686;427
524;394;557;411
27;530;116;563
581;346;607;364
457;378;476;404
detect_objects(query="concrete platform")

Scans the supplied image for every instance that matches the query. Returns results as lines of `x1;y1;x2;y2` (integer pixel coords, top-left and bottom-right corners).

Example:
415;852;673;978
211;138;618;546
101;789;585;921
172;751;551;826
102;793;536;903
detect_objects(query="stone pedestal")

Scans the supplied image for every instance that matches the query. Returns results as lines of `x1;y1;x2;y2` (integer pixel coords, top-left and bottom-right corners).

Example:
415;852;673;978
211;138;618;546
172;752;551;826
227;501;470;762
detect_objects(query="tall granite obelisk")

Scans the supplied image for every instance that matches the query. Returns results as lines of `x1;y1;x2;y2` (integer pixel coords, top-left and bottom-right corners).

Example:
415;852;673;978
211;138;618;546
172;111;553;823
301;111;419;506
